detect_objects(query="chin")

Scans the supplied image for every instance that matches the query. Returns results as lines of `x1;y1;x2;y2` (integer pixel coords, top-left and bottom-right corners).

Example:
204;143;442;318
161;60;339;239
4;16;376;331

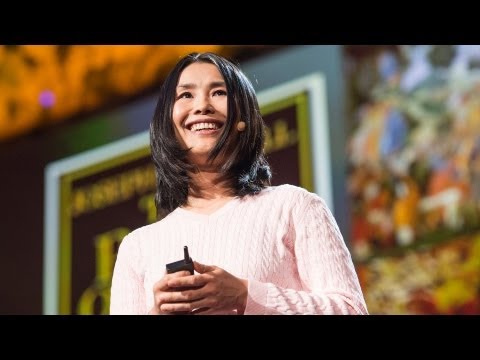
188;152;211;164
190;143;216;154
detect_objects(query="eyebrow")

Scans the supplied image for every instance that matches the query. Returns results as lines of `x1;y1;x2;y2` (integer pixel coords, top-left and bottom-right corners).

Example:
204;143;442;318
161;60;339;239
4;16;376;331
177;81;226;90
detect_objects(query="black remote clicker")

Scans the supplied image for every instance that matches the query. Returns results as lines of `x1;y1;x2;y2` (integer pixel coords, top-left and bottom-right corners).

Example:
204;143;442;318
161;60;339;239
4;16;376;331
166;246;194;275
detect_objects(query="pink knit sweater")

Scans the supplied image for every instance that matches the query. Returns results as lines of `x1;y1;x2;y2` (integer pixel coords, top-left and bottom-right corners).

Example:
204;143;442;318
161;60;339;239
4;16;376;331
110;184;368;315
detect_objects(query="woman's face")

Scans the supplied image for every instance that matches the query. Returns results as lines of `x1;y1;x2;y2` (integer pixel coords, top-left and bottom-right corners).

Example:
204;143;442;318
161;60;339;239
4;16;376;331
172;62;228;166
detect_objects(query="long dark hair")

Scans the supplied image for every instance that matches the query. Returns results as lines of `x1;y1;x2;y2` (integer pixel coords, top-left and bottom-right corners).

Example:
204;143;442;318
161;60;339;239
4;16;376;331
150;52;271;218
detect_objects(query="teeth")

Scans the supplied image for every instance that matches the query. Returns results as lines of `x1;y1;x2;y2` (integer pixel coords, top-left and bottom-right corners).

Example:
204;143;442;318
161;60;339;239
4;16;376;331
190;122;220;131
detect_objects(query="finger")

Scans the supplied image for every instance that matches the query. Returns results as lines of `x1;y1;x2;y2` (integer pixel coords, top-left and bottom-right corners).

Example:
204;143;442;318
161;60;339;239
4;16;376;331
160;297;212;313
168;274;208;288
191;307;211;315
187;297;217;312
160;302;197;313
153;271;192;292
159;288;206;304
193;261;215;274
153;279;169;293
167;270;192;279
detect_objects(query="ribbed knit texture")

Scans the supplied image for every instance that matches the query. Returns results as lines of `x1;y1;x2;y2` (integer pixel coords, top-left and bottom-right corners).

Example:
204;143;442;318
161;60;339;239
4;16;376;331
110;184;368;315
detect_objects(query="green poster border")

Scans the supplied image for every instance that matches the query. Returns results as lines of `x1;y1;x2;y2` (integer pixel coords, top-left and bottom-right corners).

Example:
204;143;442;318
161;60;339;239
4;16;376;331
261;91;313;192
58;147;151;314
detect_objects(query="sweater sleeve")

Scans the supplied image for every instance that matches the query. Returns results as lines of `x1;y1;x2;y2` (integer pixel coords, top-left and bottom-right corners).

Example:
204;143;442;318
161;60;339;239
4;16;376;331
109;233;146;315
244;192;369;315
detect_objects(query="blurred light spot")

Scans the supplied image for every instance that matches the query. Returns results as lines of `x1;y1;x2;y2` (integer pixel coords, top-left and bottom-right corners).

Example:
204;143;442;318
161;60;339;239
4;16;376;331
39;90;56;108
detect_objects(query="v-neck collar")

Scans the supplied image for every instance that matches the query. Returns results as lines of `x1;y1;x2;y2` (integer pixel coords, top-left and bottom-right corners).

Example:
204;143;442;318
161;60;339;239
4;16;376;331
174;196;240;220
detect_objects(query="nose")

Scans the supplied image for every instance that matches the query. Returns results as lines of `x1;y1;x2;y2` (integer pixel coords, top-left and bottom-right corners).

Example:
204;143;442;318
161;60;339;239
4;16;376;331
193;95;214;115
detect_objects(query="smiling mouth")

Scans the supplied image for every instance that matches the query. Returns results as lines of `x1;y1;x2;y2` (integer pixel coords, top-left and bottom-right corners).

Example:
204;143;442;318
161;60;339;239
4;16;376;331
188;122;224;132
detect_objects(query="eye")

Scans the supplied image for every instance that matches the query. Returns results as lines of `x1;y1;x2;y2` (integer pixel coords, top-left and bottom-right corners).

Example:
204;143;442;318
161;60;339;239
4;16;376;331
212;89;227;96
177;92;192;99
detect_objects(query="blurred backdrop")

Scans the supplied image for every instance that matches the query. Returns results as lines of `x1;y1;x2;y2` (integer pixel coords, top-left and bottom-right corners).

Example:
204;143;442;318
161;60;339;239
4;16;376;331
1;45;479;314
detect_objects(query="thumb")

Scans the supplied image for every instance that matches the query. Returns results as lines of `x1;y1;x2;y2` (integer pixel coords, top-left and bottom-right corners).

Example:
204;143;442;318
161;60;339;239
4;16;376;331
194;261;215;274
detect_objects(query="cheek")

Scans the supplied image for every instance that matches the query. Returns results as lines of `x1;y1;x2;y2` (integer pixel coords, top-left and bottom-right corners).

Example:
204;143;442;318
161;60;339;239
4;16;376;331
172;104;187;128
172;110;181;128
217;99;228;115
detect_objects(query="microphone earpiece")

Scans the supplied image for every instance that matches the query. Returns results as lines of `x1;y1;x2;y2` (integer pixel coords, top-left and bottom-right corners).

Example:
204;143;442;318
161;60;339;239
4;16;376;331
237;121;246;132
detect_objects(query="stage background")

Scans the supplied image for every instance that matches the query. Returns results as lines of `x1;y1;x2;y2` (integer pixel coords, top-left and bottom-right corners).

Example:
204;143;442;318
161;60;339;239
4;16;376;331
0;45;345;314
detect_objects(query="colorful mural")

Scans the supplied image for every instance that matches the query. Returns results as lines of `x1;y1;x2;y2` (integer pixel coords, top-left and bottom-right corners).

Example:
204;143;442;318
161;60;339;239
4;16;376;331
345;45;480;314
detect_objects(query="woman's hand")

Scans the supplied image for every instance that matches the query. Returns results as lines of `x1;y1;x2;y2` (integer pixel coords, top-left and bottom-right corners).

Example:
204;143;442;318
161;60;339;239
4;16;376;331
153;261;248;315
148;270;194;315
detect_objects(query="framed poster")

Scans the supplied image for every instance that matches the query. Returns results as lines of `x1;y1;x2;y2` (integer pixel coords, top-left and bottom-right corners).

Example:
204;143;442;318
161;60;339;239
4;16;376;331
43;72;331;314
43;132;155;315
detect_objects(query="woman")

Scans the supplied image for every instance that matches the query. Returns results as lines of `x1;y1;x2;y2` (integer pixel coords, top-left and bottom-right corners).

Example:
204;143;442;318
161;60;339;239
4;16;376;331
110;52;368;315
